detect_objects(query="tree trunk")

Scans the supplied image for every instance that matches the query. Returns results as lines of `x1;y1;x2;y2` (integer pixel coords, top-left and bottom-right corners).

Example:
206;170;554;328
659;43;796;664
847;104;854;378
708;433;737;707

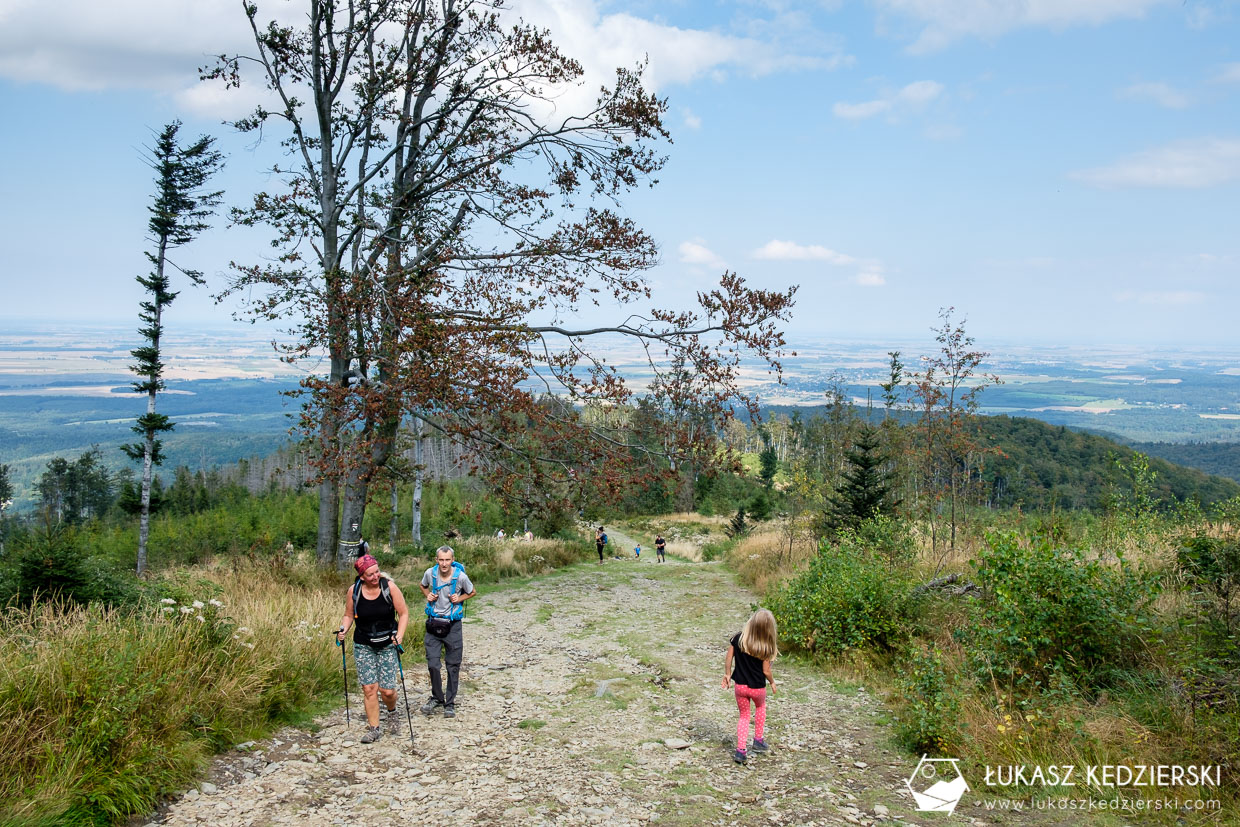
136;240;168;577
338;468;368;571
389;480;398;549
412;416;424;545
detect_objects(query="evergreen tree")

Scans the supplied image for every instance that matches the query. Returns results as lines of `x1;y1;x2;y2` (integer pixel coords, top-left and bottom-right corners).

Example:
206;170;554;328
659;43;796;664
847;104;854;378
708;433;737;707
759;433;779;489
821;423;899;535
37;448;113;525
725;506;749;538
122;122;223;575
0;464;13;556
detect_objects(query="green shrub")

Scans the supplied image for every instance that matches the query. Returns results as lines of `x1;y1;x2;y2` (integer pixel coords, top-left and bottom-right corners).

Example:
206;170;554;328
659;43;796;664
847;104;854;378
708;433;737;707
1178;532;1240;611
767;533;918;655
965;531;1158;692
1;527;149;610
700;537;735;562
895;646;959;755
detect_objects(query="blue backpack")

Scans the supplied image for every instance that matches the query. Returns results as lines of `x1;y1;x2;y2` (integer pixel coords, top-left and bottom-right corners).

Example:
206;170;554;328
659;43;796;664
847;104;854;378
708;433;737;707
425;561;468;621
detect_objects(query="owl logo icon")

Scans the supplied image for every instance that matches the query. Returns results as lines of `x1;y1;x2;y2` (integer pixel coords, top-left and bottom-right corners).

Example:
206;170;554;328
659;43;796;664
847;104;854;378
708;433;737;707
906;755;969;815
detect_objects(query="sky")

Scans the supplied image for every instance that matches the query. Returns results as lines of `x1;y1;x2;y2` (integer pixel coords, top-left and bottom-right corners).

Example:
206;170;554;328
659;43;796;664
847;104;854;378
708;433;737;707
2;0;1239;348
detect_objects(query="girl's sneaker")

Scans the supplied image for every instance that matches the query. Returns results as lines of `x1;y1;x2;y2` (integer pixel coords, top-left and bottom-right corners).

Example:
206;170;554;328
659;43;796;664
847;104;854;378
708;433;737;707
751;738;769;754
733;749;747;764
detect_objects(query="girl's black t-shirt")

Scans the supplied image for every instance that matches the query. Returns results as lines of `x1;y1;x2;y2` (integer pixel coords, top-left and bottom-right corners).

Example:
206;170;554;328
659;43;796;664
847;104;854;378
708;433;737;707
730;632;767;689
354;578;396;647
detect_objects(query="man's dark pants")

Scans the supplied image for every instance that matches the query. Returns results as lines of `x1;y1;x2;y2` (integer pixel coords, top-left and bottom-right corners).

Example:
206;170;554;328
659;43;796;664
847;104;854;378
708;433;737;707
424;619;464;706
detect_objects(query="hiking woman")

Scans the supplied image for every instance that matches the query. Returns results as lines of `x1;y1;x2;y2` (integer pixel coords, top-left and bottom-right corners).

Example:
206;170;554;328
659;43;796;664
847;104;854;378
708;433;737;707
336;554;409;744
722;608;778;764
595;526;606;564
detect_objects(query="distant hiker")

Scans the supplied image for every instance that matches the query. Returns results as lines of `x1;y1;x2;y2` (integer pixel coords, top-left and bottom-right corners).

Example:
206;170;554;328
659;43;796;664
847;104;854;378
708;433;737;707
655;533;666;563
419;545;476;718
595;527;607;563
496;528;506;540
524;529;534;542
336;554;409;744
723;609;778;764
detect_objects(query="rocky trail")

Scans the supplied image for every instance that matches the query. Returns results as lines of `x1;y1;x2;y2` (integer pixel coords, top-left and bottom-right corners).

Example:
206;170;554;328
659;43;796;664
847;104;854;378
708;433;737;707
140;539;1055;827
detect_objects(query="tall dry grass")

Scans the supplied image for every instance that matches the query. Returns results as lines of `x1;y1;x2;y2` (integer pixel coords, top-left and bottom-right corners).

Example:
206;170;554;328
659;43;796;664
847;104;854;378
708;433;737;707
724;526;817;595
0;563;339;827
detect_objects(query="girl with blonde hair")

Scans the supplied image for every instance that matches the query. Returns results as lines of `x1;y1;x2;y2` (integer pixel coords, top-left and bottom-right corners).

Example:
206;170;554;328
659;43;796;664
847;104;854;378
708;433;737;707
722;608;778;764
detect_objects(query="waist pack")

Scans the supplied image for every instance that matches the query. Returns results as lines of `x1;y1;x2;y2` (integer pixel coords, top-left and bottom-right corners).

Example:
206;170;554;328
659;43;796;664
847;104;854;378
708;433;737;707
425;616;454;638
364;627;396;648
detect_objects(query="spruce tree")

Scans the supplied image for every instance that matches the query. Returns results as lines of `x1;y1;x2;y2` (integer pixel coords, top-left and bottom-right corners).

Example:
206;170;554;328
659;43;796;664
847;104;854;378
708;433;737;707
122;122;222;575
759;434;779;489
822;423;899;535
0;464;13;556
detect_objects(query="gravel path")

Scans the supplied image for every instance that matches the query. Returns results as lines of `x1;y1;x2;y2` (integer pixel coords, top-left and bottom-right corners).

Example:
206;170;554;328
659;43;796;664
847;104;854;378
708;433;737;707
140;553;1056;826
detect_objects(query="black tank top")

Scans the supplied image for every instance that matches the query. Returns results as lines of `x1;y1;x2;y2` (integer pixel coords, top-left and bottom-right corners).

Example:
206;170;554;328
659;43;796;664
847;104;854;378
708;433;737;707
353;578;396;647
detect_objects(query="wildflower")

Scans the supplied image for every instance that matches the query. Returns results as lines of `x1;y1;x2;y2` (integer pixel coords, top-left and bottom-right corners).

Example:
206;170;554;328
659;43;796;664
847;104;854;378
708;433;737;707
242;642;255;650
191;600;205;610
195;615;206;623
238;627;252;634
180;606;194;614
997;724;1007;733
162;607;175;614
160;598;177;605
209;599;224;608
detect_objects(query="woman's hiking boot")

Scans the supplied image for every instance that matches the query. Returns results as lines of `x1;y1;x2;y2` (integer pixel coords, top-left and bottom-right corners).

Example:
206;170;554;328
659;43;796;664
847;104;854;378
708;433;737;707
360;725;382;744
751;738;769;754
386;707;402;732
733;749;747;764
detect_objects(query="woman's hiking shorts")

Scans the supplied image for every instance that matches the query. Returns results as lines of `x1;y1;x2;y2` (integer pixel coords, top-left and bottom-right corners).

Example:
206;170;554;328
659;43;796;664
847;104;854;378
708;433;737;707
354;642;399;689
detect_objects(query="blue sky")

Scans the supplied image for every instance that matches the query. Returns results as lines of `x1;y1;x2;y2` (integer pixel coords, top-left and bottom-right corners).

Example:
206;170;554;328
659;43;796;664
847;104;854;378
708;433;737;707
2;0;1239;348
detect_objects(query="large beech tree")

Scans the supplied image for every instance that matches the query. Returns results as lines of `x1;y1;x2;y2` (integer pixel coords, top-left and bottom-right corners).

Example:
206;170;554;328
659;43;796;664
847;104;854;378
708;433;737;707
212;0;796;568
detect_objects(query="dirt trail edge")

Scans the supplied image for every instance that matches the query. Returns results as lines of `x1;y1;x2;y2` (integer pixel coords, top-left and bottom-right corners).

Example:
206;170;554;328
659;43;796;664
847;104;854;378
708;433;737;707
140;554;1044;827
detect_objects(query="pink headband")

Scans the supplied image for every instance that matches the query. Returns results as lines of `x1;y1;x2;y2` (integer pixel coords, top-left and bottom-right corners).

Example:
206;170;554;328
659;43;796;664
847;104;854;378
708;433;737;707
354;554;378;575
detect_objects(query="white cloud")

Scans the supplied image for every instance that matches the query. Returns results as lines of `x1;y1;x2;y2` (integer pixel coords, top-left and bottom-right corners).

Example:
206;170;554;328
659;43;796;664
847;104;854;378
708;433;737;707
1071;138;1240;188
1217;63;1240;83
1119;82;1190;109
678;239;726;269
0;0;847;120
834;79;943;121
874;0;1170;53
853;271;887;287
834;100;892;120
1115;290;1205;305
682;109;703;130
753;240;856;265
0;0;267;91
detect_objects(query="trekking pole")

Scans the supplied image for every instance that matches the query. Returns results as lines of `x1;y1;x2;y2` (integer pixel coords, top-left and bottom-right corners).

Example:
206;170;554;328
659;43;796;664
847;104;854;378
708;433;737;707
394;643;416;750
334;630;350;727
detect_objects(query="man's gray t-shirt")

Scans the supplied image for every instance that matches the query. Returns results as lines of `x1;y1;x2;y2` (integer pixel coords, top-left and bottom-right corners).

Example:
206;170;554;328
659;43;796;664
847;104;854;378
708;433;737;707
421;566;474;618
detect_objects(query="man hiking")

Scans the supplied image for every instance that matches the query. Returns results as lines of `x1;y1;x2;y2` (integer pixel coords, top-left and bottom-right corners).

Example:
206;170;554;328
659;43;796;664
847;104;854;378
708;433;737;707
335;554;409;744
419;545;476;718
